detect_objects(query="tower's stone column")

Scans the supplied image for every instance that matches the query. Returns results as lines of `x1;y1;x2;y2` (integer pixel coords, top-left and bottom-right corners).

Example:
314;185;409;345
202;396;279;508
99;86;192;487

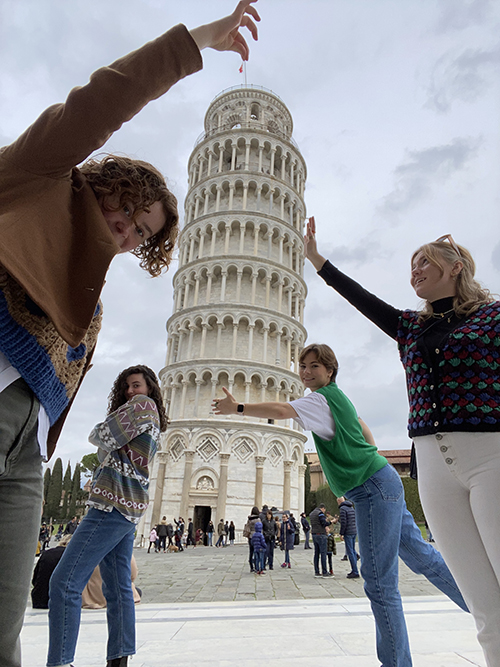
180;451;195;520
216;453;231;521
254;456;266;509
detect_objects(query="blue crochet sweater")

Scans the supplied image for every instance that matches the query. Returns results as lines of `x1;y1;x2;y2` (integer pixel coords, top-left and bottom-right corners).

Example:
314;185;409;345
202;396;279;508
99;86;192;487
0;268;102;426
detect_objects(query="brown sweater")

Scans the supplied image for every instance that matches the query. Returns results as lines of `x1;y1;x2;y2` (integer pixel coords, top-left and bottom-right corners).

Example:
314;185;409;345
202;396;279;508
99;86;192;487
0;25;202;456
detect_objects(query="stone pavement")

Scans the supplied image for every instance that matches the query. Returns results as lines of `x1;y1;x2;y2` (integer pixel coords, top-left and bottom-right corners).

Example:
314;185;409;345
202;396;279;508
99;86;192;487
22;542;486;666
129;542;461;603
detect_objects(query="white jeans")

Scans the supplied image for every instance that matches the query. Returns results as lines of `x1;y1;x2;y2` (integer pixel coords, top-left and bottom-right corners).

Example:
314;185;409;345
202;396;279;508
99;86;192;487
414;432;500;667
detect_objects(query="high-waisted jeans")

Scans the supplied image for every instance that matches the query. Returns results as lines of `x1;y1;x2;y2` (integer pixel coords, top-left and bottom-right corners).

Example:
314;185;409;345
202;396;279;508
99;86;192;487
346;463;467;667
415;432;500;667
47;508;136;666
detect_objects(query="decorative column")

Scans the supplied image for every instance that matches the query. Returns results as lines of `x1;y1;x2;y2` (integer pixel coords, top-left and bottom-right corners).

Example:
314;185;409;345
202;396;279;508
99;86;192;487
216;453;230;521
180;450;195;520
150;452;168;528
298;464;306;514
254;456;266;509
283;460;293;512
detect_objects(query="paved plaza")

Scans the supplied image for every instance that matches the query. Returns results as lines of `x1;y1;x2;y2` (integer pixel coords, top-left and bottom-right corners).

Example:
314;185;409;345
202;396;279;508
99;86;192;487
22;541;485;666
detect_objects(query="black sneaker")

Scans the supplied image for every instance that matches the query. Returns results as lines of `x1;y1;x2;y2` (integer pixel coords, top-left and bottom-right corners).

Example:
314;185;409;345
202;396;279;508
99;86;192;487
346;572;360;579
341;555;348;561
314;573;322;578
322;572;333;577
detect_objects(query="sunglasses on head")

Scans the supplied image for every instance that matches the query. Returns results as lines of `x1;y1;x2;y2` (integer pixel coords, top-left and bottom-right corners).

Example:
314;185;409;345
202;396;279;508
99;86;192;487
435;234;461;256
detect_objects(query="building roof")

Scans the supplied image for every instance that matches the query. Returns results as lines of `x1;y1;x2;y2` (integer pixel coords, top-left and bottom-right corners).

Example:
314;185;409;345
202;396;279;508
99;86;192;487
306;450;411;466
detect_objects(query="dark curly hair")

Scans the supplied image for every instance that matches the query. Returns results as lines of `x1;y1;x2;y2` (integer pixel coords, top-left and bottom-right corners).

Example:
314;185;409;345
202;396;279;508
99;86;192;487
81;155;179;277
107;365;168;432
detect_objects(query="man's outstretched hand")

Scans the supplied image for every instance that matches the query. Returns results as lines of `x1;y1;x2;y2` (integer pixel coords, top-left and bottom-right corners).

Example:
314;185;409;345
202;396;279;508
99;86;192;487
190;1;260;61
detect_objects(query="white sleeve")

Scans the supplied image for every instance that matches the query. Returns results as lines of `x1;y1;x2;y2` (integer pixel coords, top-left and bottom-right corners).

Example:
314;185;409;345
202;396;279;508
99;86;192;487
289;392;335;440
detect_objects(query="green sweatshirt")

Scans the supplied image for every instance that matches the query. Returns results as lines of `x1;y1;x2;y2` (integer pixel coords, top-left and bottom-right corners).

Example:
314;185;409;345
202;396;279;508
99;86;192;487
312;382;387;496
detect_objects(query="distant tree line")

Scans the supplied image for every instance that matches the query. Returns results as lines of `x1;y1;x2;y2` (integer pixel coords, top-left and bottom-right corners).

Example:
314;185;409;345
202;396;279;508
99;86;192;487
42;453;100;524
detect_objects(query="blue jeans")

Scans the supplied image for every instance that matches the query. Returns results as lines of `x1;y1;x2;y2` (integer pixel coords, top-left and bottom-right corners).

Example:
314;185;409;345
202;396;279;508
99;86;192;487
344;533;359;575
47;508;136;666
207;532;213;546
345;464;411;667
304;529;311;548
254;549;265;572
398;501;468;612
312;534;327;575
265;538;275;568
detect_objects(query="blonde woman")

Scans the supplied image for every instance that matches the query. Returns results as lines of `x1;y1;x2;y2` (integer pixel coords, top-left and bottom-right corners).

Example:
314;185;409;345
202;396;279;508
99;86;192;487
304;217;500;666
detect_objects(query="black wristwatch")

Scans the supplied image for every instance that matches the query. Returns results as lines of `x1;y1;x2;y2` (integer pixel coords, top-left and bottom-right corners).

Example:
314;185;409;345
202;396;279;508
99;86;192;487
237;404;245;414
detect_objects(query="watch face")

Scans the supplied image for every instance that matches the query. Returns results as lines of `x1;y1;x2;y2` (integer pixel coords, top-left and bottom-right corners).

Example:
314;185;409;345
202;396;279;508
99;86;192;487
237;404;244;413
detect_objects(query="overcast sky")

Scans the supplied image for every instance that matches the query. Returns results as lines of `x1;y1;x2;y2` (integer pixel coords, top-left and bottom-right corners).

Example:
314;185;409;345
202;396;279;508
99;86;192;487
1;0;499;468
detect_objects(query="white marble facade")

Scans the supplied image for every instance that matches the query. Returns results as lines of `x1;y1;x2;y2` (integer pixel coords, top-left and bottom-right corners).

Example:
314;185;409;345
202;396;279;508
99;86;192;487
141;86;308;539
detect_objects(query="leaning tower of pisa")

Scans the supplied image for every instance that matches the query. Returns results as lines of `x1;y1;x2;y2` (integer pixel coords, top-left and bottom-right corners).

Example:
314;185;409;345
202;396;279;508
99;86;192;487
144;85;309;538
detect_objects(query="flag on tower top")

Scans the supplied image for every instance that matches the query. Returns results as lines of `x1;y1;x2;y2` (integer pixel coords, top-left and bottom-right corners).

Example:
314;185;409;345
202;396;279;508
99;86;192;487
239;63;244;74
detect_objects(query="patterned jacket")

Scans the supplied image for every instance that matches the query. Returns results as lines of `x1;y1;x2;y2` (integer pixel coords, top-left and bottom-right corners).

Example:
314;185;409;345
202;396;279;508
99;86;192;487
397;302;500;437
87;394;160;523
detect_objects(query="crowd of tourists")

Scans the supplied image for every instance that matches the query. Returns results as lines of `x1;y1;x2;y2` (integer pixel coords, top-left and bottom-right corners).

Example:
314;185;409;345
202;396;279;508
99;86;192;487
147;517;237;552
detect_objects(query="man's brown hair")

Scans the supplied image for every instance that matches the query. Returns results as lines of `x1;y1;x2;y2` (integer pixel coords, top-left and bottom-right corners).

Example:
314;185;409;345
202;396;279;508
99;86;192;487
81;155;179;276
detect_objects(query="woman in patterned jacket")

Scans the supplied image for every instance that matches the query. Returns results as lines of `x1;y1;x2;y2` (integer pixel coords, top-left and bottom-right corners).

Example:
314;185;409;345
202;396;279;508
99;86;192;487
47;365;168;667
304;217;500;667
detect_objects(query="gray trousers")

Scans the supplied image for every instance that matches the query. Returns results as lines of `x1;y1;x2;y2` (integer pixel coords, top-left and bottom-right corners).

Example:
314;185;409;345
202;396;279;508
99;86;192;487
0;378;43;667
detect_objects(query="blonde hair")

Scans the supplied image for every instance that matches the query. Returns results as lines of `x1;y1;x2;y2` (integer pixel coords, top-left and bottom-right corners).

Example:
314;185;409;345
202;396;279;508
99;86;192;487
412;240;493;320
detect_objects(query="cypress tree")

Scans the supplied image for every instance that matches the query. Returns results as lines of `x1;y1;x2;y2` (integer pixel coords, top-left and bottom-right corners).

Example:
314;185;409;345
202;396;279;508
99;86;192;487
43;468;51;504
60;462;72;522
46;458;63;522
68;463;81;519
42;468;51;521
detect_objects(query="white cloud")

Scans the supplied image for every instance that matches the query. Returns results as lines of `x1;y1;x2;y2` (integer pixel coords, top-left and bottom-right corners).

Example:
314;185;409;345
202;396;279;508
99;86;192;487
426;46;500;112
377;137;481;219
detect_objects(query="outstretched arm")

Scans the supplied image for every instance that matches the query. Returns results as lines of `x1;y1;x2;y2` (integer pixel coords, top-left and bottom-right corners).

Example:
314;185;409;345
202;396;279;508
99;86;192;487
212;386;297;420
190;0;260;60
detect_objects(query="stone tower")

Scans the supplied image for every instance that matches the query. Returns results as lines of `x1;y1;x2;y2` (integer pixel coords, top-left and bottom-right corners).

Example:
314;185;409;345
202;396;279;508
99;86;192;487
144;85;309;539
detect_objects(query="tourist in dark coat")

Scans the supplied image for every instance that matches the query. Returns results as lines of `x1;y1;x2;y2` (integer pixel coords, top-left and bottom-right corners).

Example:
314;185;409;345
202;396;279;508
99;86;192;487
301;512;312;549
31;536;71;609
186;519;195;547
280;513;295;569
157;518;168;552
166;522;174;547
250;522;267;574
243;506;260;572
206;520;215;547
262;510;277;570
